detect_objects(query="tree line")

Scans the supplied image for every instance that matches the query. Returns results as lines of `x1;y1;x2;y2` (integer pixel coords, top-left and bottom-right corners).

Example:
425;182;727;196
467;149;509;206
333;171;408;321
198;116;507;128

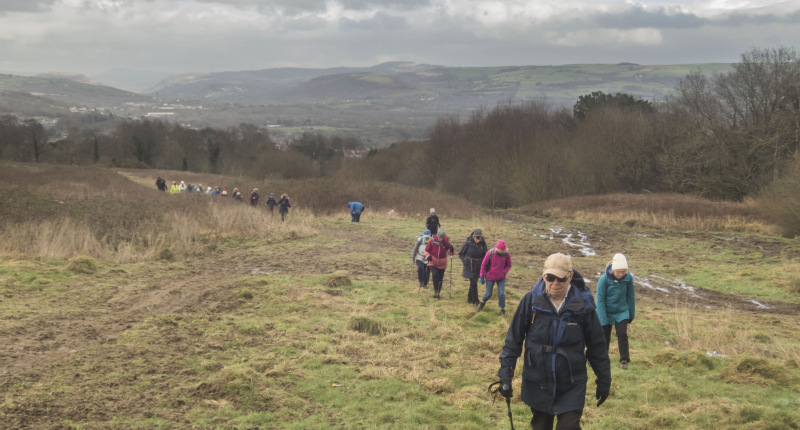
341;47;800;213
0;116;363;180
1;47;799;224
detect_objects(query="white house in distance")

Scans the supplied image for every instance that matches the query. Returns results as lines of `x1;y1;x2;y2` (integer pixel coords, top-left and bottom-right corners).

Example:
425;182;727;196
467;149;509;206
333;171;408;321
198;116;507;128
342;149;367;158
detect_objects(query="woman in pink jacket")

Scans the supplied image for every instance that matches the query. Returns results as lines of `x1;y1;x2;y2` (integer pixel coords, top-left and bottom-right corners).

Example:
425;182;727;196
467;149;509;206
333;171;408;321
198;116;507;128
475;240;512;316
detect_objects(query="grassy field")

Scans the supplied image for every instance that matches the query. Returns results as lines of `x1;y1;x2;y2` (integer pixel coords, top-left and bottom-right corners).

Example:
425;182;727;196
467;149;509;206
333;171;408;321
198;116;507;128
0;164;799;429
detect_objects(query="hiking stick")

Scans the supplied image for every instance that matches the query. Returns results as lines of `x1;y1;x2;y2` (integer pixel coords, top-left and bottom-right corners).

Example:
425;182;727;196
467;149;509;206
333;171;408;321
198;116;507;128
488;381;515;430
449;255;453;299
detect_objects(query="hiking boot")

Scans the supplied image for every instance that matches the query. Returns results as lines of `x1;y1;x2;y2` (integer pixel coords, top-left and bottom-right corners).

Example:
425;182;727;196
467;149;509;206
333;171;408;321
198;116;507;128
499;309;506;318
475;301;485;312
620;361;629;370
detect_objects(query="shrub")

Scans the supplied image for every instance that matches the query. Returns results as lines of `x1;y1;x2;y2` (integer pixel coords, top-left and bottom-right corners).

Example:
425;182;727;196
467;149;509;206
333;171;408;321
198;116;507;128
158;248;174;261
758;166;800;237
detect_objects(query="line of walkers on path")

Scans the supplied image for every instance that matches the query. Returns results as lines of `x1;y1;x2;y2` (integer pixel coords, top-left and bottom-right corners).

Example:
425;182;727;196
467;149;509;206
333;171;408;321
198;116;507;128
411;214;637;429
155;177;292;221
412;210;514;310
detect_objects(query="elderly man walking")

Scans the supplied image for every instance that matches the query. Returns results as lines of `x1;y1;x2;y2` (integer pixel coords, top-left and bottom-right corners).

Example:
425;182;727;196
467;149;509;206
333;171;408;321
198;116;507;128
496;252;611;430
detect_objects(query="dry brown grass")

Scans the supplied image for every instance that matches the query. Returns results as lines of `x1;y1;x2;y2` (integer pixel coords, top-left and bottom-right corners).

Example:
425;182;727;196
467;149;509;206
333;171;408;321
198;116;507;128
0;162;317;263
518;193;777;234
650;304;800;365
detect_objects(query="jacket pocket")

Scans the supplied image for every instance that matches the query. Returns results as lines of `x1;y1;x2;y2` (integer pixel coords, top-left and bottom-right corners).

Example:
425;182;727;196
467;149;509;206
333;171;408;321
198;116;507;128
522;346;546;386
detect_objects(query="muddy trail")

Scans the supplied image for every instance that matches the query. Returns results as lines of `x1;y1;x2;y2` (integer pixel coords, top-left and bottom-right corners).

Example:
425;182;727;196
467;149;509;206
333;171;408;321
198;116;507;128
1;216;797;428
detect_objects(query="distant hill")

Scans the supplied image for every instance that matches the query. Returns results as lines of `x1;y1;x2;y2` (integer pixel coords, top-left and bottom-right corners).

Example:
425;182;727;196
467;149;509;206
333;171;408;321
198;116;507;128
91;68;174;92
35;72;105;86
0;62;735;147
144;62;733;109
146;62;441;102
0;90;71;117
0;73;152;107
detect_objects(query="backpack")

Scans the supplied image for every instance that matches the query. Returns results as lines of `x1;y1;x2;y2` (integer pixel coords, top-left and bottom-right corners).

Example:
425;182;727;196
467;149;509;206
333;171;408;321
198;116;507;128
486;248;509;271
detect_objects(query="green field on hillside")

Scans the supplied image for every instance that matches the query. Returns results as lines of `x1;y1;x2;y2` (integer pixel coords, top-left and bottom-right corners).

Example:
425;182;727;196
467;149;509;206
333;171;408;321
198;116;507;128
1;197;798;429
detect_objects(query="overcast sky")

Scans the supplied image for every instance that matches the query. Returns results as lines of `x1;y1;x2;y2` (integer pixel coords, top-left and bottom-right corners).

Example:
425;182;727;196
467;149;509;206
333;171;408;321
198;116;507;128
1;0;799;76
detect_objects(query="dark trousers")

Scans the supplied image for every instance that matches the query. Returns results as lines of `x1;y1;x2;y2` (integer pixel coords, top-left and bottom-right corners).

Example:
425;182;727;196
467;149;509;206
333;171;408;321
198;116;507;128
430;266;445;294
467;277;479;304
280;212;287;221
351;212;361;222
416;260;430;286
603;319;630;362
531;408;583;430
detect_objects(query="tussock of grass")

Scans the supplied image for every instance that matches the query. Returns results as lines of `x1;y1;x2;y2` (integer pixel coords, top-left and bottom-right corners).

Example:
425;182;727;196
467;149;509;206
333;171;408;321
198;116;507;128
653;350;715;370
324;270;352;287
347;316;386;336
721;357;793;386
65;255;97;274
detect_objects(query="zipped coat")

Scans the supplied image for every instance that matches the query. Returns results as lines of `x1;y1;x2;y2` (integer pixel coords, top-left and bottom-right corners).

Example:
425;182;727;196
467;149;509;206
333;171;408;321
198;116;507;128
480;249;512;281
596;264;635;326
425;235;452;269
458;233;487;279
498;270;611;415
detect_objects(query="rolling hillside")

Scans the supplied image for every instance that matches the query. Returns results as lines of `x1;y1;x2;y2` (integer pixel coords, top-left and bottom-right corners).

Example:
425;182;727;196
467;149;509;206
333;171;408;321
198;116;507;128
0;61;734;146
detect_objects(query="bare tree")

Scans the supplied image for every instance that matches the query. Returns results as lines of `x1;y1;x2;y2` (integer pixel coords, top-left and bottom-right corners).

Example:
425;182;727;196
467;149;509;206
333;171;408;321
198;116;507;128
23;119;47;163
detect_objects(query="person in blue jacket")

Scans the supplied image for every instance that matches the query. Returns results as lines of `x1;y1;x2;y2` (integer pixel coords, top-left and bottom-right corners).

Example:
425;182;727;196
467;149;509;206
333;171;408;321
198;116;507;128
596;253;636;370
497;252;611;429
348;201;365;222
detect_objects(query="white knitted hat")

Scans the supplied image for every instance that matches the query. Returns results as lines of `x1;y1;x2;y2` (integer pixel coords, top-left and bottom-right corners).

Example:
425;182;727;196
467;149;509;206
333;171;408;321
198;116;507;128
611;253;628;271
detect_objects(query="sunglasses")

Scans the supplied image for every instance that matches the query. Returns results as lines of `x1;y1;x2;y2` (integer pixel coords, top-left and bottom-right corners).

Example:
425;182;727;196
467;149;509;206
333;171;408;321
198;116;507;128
544;273;569;283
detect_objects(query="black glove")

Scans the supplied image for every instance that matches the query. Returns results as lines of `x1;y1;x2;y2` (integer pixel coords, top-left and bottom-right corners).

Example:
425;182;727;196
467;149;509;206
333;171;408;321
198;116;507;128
427;256;432;262
596;387;609;407
499;382;513;399
449;245;454;252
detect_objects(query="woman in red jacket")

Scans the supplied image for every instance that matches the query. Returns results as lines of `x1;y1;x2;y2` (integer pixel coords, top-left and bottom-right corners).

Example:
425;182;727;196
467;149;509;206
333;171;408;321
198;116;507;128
425;229;454;299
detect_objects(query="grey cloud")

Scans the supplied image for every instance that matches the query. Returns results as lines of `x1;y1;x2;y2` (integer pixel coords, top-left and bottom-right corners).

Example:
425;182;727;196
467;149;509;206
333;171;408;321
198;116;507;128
339;12;407;31
0;0;54;12
589;5;707;30
586;5;800;31
335;0;430;10
722;10;800;26
199;0;428;12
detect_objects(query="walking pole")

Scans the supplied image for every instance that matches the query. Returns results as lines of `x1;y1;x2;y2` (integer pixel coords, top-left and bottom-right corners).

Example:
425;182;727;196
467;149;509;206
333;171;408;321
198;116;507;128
488;381;515;430
449;255;453;299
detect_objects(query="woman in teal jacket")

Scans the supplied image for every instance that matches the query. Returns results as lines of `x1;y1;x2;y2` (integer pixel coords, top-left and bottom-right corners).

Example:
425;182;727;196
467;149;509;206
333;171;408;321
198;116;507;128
596;253;635;369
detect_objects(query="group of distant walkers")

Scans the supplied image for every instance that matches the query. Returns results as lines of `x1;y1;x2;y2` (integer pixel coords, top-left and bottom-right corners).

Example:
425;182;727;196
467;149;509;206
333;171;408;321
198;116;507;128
155;176;292;221
410;208;636;429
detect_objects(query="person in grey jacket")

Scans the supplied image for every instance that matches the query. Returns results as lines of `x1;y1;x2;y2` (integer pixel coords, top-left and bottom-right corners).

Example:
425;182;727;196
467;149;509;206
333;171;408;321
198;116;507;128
596;253;636;369
497;253;611;430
